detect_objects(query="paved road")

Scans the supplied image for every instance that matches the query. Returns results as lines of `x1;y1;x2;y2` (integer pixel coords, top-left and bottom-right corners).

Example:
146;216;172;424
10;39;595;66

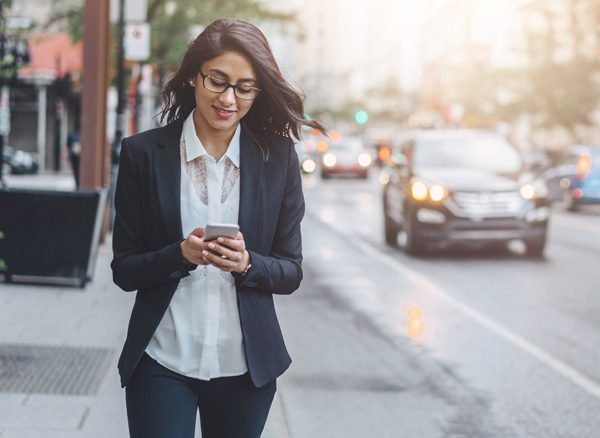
275;171;600;437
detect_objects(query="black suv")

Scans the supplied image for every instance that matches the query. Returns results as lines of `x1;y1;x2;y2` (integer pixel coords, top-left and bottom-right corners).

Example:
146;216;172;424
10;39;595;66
382;130;550;256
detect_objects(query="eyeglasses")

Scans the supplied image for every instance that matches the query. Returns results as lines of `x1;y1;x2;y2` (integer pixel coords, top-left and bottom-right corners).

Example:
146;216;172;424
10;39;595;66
198;72;261;101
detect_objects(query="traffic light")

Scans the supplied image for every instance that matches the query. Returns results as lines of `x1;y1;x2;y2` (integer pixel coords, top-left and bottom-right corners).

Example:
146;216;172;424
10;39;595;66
354;109;368;125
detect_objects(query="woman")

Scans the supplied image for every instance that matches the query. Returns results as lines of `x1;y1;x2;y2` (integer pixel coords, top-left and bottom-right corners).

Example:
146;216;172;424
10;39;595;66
111;18;325;438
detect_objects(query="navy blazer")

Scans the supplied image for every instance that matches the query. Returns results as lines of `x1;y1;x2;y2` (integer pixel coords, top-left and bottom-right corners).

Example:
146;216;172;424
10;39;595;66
111;118;304;388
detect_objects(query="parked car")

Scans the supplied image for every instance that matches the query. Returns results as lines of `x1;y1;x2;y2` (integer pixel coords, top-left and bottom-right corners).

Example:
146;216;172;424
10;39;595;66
382;130;550;256
542;145;600;211
320;136;372;179
2;146;39;175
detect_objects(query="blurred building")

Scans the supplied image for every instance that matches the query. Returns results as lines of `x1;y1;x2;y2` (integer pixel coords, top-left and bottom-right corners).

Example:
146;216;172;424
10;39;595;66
417;0;600;147
275;0;423;124
6;0;82;172
419;0;526;124
518;0;600;147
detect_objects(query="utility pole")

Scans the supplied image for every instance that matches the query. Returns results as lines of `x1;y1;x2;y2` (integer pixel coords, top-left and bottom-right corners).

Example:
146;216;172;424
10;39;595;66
0;0;9;187
114;0;126;162
108;0;126;229
80;0;110;190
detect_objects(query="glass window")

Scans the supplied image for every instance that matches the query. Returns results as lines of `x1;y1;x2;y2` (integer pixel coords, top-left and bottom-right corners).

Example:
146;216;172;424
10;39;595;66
413;135;522;173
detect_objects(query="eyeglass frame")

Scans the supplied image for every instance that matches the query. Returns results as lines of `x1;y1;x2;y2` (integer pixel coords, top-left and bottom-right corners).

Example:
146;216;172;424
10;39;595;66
197;72;261;101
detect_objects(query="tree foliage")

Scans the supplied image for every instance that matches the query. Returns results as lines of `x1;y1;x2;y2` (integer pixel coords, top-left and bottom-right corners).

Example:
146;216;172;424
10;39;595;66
446;0;600;139
514;0;600;138
46;0;294;70
45;0;84;42
148;0;293;71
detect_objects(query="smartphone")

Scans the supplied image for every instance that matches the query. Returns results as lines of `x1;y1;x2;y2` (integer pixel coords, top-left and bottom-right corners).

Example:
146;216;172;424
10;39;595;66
203;223;240;242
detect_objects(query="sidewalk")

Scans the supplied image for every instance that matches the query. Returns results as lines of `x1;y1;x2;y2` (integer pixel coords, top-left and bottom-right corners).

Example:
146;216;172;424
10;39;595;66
0;243;288;438
4;171;76;192
0;173;289;438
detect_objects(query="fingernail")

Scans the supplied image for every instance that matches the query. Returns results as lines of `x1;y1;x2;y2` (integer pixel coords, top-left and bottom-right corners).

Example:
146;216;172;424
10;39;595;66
202;250;208;256
218;237;224;243
208;243;215;249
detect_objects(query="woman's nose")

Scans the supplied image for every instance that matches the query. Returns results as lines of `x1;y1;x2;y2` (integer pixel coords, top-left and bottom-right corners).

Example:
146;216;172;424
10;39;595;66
218;87;236;106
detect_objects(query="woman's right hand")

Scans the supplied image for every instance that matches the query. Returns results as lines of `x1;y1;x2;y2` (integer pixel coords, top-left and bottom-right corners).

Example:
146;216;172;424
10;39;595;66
180;228;210;265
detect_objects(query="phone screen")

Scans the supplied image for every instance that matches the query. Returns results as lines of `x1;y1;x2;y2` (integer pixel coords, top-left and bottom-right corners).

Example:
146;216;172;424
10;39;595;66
204;223;239;241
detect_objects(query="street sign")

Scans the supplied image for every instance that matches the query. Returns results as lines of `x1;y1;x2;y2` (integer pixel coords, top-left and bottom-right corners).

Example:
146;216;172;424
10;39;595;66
6;16;32;30
110;0;148;22
0;108;10;136
125;23;150;61
0;87;10;136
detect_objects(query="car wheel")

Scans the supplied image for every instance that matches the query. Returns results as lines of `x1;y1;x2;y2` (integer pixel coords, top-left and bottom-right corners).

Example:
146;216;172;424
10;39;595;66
525;238;546;258
383;198;399;246
404;210;425;255
321;171;330;179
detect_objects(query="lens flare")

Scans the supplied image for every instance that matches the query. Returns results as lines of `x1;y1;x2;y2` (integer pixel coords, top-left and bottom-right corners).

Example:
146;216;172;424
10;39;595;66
407;306;424;338
302;159;316;173
323;153;336;167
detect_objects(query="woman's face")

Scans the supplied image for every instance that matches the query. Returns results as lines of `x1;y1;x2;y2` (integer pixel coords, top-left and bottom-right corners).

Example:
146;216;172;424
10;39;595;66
190;51;258;137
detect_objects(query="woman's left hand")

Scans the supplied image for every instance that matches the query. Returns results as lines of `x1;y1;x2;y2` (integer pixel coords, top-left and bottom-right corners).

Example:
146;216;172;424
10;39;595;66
201;232;250;273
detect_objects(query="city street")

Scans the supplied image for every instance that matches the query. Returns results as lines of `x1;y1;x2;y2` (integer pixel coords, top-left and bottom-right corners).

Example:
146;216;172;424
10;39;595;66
277;170;600;437
1;169;599;437
2;1;600;437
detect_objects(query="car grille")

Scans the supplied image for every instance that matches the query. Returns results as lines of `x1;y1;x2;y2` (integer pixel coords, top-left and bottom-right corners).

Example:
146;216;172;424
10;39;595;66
448;191;524;217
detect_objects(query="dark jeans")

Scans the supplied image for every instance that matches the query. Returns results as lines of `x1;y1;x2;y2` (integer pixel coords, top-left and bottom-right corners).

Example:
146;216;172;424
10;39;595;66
126;353;276;438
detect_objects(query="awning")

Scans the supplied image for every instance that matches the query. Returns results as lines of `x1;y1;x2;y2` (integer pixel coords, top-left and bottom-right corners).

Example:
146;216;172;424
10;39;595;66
19;33;83;84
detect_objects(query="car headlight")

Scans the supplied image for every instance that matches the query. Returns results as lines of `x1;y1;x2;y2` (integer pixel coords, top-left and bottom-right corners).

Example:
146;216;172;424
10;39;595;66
410;180;448;202
520;179;548;200
410;181;428;201
323;153;336;167
358;153;372;167
429;184;447;202
301;158;316;173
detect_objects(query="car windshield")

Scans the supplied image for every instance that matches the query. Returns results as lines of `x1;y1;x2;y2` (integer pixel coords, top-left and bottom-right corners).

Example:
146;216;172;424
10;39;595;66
413;135;522;173
331;139;363;153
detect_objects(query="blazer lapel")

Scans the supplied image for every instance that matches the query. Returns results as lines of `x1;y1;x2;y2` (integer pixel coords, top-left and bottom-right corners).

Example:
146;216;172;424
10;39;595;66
238;128;264;250
153;119;185;243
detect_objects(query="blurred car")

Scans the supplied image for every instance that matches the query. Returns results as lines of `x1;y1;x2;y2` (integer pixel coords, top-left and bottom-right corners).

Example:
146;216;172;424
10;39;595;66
320;136;372;179
382;130;550;256
2;146;39;175
294;139;318;175
542;145;600;211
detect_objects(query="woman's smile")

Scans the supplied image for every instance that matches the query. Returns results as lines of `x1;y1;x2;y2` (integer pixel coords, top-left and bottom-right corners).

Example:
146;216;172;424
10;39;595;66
213;105;236;118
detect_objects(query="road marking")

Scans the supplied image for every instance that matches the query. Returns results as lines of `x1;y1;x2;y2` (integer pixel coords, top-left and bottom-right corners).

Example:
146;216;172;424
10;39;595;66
552;214;600;236
308;212;600;401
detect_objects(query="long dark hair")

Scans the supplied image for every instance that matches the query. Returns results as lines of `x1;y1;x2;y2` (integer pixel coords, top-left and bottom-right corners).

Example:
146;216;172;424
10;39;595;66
160;19;326;158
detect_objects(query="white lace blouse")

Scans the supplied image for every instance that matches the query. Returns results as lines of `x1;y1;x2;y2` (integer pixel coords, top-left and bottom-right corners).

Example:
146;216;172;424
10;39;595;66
145;111;247;380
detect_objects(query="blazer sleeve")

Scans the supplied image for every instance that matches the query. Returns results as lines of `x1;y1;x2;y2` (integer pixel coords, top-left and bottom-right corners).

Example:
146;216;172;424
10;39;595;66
111;138;193;292
234;140;304;295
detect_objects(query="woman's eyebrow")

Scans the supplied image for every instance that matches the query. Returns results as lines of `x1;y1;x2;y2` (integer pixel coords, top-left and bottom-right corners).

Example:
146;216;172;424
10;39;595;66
208;68;256;83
